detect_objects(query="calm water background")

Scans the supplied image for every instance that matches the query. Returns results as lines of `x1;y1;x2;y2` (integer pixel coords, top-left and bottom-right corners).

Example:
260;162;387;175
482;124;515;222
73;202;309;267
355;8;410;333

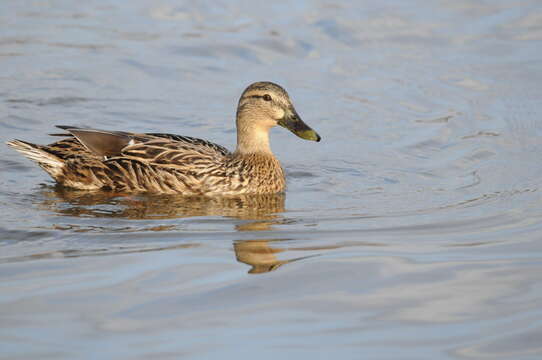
2;0;542;359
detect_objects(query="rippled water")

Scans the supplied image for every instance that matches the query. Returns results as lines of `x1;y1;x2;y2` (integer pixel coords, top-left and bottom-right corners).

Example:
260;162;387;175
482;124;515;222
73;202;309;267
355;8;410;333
2;1;542;359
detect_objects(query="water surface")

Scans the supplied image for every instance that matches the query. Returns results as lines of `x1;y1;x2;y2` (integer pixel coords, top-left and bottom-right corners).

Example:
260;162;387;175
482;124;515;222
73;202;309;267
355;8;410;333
1;1;542;359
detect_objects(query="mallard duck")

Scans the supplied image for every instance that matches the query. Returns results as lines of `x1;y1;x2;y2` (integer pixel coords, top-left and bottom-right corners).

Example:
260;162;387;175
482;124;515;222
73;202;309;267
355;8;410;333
7;82;321;195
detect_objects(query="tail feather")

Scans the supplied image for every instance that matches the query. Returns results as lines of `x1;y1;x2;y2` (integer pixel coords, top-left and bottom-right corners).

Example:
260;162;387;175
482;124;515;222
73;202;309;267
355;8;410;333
6;140;65;178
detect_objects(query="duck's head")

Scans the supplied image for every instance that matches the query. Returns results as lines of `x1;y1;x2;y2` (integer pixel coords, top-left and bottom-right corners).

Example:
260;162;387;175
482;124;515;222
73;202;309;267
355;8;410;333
236;82;321;143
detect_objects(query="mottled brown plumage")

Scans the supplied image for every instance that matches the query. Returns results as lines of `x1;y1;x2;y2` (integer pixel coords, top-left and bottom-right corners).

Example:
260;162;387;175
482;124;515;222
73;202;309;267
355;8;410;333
7;82;321;195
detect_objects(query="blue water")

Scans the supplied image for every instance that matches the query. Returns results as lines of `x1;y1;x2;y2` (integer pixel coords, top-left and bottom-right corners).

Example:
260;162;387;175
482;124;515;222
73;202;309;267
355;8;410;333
1;1;542;359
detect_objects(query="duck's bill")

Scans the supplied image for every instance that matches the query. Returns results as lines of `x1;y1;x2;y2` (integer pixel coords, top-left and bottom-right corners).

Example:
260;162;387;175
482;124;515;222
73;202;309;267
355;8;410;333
278;111;321;142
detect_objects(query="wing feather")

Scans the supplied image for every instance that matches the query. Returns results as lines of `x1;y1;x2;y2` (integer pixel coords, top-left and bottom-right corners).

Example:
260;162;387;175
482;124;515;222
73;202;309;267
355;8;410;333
25;126;240;194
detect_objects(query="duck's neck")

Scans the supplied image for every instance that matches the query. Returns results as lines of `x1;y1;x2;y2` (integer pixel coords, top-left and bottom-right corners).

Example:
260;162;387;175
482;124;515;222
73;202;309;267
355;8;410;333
234;114;274;156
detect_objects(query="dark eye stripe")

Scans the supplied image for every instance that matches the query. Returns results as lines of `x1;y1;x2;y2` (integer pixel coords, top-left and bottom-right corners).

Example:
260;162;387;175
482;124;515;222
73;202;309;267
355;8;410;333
248;94;272;101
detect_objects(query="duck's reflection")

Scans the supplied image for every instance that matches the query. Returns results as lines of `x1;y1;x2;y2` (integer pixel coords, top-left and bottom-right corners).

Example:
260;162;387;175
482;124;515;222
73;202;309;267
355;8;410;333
36;185;311;274
39;185;286;220
234;240;315;274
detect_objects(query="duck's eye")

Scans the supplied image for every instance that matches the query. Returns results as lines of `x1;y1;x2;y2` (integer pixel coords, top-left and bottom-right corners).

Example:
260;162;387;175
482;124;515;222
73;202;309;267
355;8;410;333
263;94;272;101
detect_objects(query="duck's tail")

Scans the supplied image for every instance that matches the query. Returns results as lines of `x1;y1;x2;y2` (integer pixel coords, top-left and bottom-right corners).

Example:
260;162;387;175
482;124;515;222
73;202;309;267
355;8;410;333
6;140;65;179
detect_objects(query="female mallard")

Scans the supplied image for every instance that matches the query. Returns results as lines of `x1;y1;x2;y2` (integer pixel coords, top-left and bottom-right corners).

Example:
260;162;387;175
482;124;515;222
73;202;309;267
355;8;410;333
7;82;321;195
